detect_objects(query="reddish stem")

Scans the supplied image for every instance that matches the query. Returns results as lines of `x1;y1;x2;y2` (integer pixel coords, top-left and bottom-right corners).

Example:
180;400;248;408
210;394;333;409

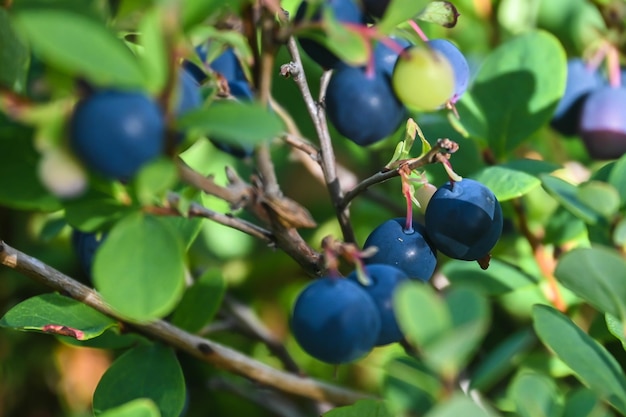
607;44;621;88
408;20;429;43
400;169;414;233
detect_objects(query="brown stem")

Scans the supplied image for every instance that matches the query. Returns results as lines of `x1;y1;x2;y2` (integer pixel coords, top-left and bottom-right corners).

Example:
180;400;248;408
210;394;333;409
0;240;372;405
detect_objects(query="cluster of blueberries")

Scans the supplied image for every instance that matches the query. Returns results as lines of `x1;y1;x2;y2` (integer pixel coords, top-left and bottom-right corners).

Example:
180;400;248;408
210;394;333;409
295;0;470;146
551;58;626;160
70;46;253;182
291;178;502;364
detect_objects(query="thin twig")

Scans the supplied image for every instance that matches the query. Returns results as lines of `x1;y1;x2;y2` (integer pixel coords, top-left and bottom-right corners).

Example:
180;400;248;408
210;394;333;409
0;240;372;405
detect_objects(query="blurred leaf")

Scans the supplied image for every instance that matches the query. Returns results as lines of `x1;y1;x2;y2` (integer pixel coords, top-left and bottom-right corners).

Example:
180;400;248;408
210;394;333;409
533;305;626;415
64;189;135;232
424;393;497;417
323;399;393;417
378;0;429;33
554;246;626;321
442;259;538;295
470;328;536;391
181;0;247;31
605;314;626;349
60;328;146;350
93;213;186;322
608;154;626;208
509;371;563;417
499;158;560;177
541;174;599;224
158;215;204;251
93;343;185;417
457;31;566;157
322;7;369;66
395;283;490;377
472;165;540;201
0;131;60;211
577;181;620;219
544;206;587;246
416;1;459;28
12;10;145;88
0;293;117;340
137;6;169;94
0;9;29;90
383;356;439;416
177;101;284;145
563;388;614;417
133;158;178;206
99;399;161;417
613;217;626;248
171;268;225;333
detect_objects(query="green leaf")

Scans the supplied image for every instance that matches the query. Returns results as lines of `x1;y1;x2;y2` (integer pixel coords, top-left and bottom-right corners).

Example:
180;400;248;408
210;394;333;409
11;10;145;88
470;328;536;391
577;181;620;219
171;268;225;333
0;9;29;90
500;158;560;177
158;215;204;251
383;356;439;416
472;165;540;201
608;153;626;207
63;189;135;232
99;399;161;417
0;131;60;211
93;213;186;322
177;101;284;146
60;328;146;350
378;0;429;33
395;283;490;377
541;174;599;224
533;305;626;415
554;246;626;321
544;207;587;246
137;7;169;94
317;8;369;66
93;343;185;417
605;314;626;349
323;399;393;417
563;388;613;417
133;158;178;206
416;1;459;28
0;293;117;340
442;259;538;295
456;31;566;157
181;0;247;31
424;393;497;417
509;371;563;417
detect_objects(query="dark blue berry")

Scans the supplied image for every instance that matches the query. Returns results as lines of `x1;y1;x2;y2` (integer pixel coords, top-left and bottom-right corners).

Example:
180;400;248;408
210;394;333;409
291;277;381;364
579;86;626;160
425;179;502;261
363;218;437;281
347;264;408;345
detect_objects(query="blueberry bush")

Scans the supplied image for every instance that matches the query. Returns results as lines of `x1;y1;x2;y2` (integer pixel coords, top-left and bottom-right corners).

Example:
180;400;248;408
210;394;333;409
1;0;626;416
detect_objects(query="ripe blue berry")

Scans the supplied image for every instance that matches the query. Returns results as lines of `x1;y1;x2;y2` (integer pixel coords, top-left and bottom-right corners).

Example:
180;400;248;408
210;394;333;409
363;218;437;281
551;59;604;136
347;264;408;345
579;86;626;160
295;0;365;69
428;39;470;102
291;277;381;364
425;179;502;261
177;69;203;116
326;63;406;146
70;90;165;180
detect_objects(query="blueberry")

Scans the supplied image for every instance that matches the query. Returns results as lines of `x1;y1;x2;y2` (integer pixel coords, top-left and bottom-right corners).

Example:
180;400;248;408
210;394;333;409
209;48;246;82
347;264;408;345
208;80;255;158
551;59;604;136
295;0;366;69
291;277;381;364
579;86;626;160
363;218;437;281
70;90;165;180
71;229;105;281
425;179;503;261
176;69;203;116
325;63;406;146
427;39;470;102
373;37;411;77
